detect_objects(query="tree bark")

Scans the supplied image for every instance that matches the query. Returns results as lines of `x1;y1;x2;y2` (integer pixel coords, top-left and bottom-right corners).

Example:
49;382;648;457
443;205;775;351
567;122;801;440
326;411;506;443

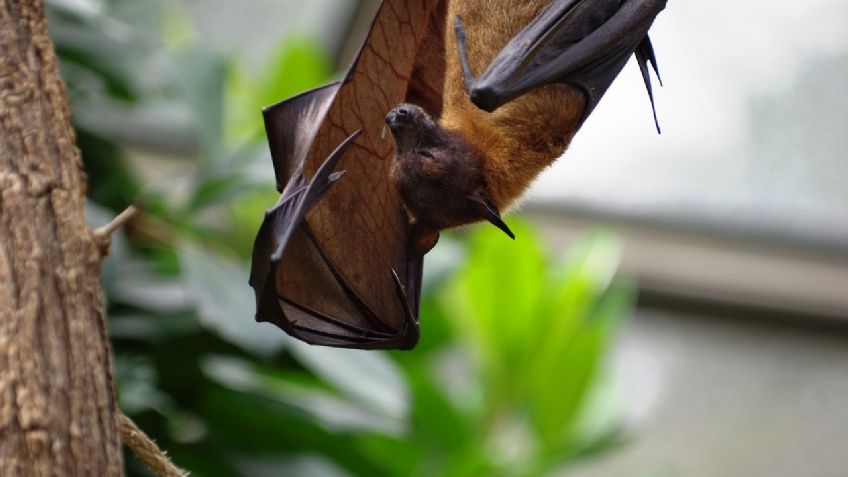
0;0;123;475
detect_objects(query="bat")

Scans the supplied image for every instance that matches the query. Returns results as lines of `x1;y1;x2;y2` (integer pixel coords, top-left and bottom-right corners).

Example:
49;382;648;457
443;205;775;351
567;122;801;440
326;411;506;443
250;0;666;350
386;0;666;254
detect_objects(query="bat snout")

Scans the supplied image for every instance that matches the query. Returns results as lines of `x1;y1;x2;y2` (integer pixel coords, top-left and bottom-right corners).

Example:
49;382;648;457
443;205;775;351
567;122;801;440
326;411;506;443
385;105;412;127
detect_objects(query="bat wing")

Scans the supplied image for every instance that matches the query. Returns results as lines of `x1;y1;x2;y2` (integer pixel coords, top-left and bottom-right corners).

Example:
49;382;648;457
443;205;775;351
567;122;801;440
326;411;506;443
455;0;666;130
249;0;447;349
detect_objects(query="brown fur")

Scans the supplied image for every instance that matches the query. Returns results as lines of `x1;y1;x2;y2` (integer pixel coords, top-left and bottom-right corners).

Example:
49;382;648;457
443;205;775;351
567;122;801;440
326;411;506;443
440;0;586;210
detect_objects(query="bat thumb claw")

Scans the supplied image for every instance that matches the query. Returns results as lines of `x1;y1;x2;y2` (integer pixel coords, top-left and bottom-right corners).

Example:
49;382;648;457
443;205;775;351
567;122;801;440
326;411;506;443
483;211;515;239
471;195;515;240
492;219;515;240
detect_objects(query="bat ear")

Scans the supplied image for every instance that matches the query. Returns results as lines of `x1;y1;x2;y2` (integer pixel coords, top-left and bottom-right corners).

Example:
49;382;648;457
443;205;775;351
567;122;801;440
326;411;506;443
470;194;515;239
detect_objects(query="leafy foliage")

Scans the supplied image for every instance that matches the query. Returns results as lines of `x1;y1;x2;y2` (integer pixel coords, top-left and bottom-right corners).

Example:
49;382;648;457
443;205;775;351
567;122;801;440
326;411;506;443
50;1;635;475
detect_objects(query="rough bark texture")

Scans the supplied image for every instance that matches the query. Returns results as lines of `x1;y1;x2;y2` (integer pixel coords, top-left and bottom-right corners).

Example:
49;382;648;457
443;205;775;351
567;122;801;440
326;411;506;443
0;0;123;475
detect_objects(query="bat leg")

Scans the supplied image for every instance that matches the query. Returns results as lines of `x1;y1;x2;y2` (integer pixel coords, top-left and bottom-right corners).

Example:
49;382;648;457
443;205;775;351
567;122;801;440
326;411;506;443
453;0;666;125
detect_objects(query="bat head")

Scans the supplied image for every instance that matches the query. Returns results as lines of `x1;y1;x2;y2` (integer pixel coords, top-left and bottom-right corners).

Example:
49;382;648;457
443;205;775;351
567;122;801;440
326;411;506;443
386;102;485;175
385;103;443;153
385;103;434;127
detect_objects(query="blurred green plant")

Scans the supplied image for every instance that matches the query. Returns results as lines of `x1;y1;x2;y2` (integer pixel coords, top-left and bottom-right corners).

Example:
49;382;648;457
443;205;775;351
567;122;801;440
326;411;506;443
49;1;635;476
429;223;631;476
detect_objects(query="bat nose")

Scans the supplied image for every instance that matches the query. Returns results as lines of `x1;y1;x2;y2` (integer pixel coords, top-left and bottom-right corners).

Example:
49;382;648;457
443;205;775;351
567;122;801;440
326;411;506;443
385;106;410;126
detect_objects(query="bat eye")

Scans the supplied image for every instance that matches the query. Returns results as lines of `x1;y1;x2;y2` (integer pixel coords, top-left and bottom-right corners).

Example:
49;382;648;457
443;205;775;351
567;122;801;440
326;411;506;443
396;107;410;118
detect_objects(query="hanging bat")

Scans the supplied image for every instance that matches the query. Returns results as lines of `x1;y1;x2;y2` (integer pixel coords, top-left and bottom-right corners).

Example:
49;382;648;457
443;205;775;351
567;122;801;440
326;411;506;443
387;0;665;254
249;0;666;350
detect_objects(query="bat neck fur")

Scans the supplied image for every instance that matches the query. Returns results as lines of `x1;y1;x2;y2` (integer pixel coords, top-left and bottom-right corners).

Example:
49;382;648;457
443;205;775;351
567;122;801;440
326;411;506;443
439;84;584;211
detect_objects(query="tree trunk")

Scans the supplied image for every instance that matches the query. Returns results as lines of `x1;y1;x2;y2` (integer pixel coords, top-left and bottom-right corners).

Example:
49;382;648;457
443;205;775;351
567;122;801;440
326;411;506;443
0;0;123;475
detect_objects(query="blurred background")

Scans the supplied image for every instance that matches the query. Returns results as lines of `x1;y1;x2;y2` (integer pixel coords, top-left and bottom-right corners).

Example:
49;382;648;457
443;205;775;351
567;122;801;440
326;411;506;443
48;0;848;475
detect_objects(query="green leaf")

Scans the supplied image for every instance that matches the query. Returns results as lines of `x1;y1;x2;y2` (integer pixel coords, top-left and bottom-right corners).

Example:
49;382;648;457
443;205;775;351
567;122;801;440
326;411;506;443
225;183;280;258
109;258;191;314
109;310;202;343
202;355;405;436
232;454;354;477
287;342;410;424
524;233;629;450
225;37;331;145
173;47;227;172
183;173;250;215
436;219;632;471
443;220;548;389
178;241;286;356
114;355;172;415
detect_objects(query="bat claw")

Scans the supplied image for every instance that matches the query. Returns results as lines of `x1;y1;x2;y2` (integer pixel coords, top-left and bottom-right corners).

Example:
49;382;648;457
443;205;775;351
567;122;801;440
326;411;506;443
390;268;420;350
635;36;662;134
469;194;515;240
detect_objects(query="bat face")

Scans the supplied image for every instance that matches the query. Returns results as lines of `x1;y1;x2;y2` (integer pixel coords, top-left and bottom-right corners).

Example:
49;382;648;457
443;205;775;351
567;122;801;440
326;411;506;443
387;104;489;232
385;104;442;152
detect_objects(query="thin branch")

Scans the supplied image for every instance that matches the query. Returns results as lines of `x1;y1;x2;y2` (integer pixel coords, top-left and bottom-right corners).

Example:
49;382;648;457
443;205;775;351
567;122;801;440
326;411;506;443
118;411;189;477
94;205;138;239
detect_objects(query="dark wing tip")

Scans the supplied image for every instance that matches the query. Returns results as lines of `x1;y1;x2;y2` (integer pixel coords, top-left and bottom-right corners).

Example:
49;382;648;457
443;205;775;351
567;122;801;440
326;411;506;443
469;193;515;239
635;36;662;134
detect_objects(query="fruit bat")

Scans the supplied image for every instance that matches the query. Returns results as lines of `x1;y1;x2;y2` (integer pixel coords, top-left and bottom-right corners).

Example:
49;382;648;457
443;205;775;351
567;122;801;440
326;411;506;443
249;0;666;350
